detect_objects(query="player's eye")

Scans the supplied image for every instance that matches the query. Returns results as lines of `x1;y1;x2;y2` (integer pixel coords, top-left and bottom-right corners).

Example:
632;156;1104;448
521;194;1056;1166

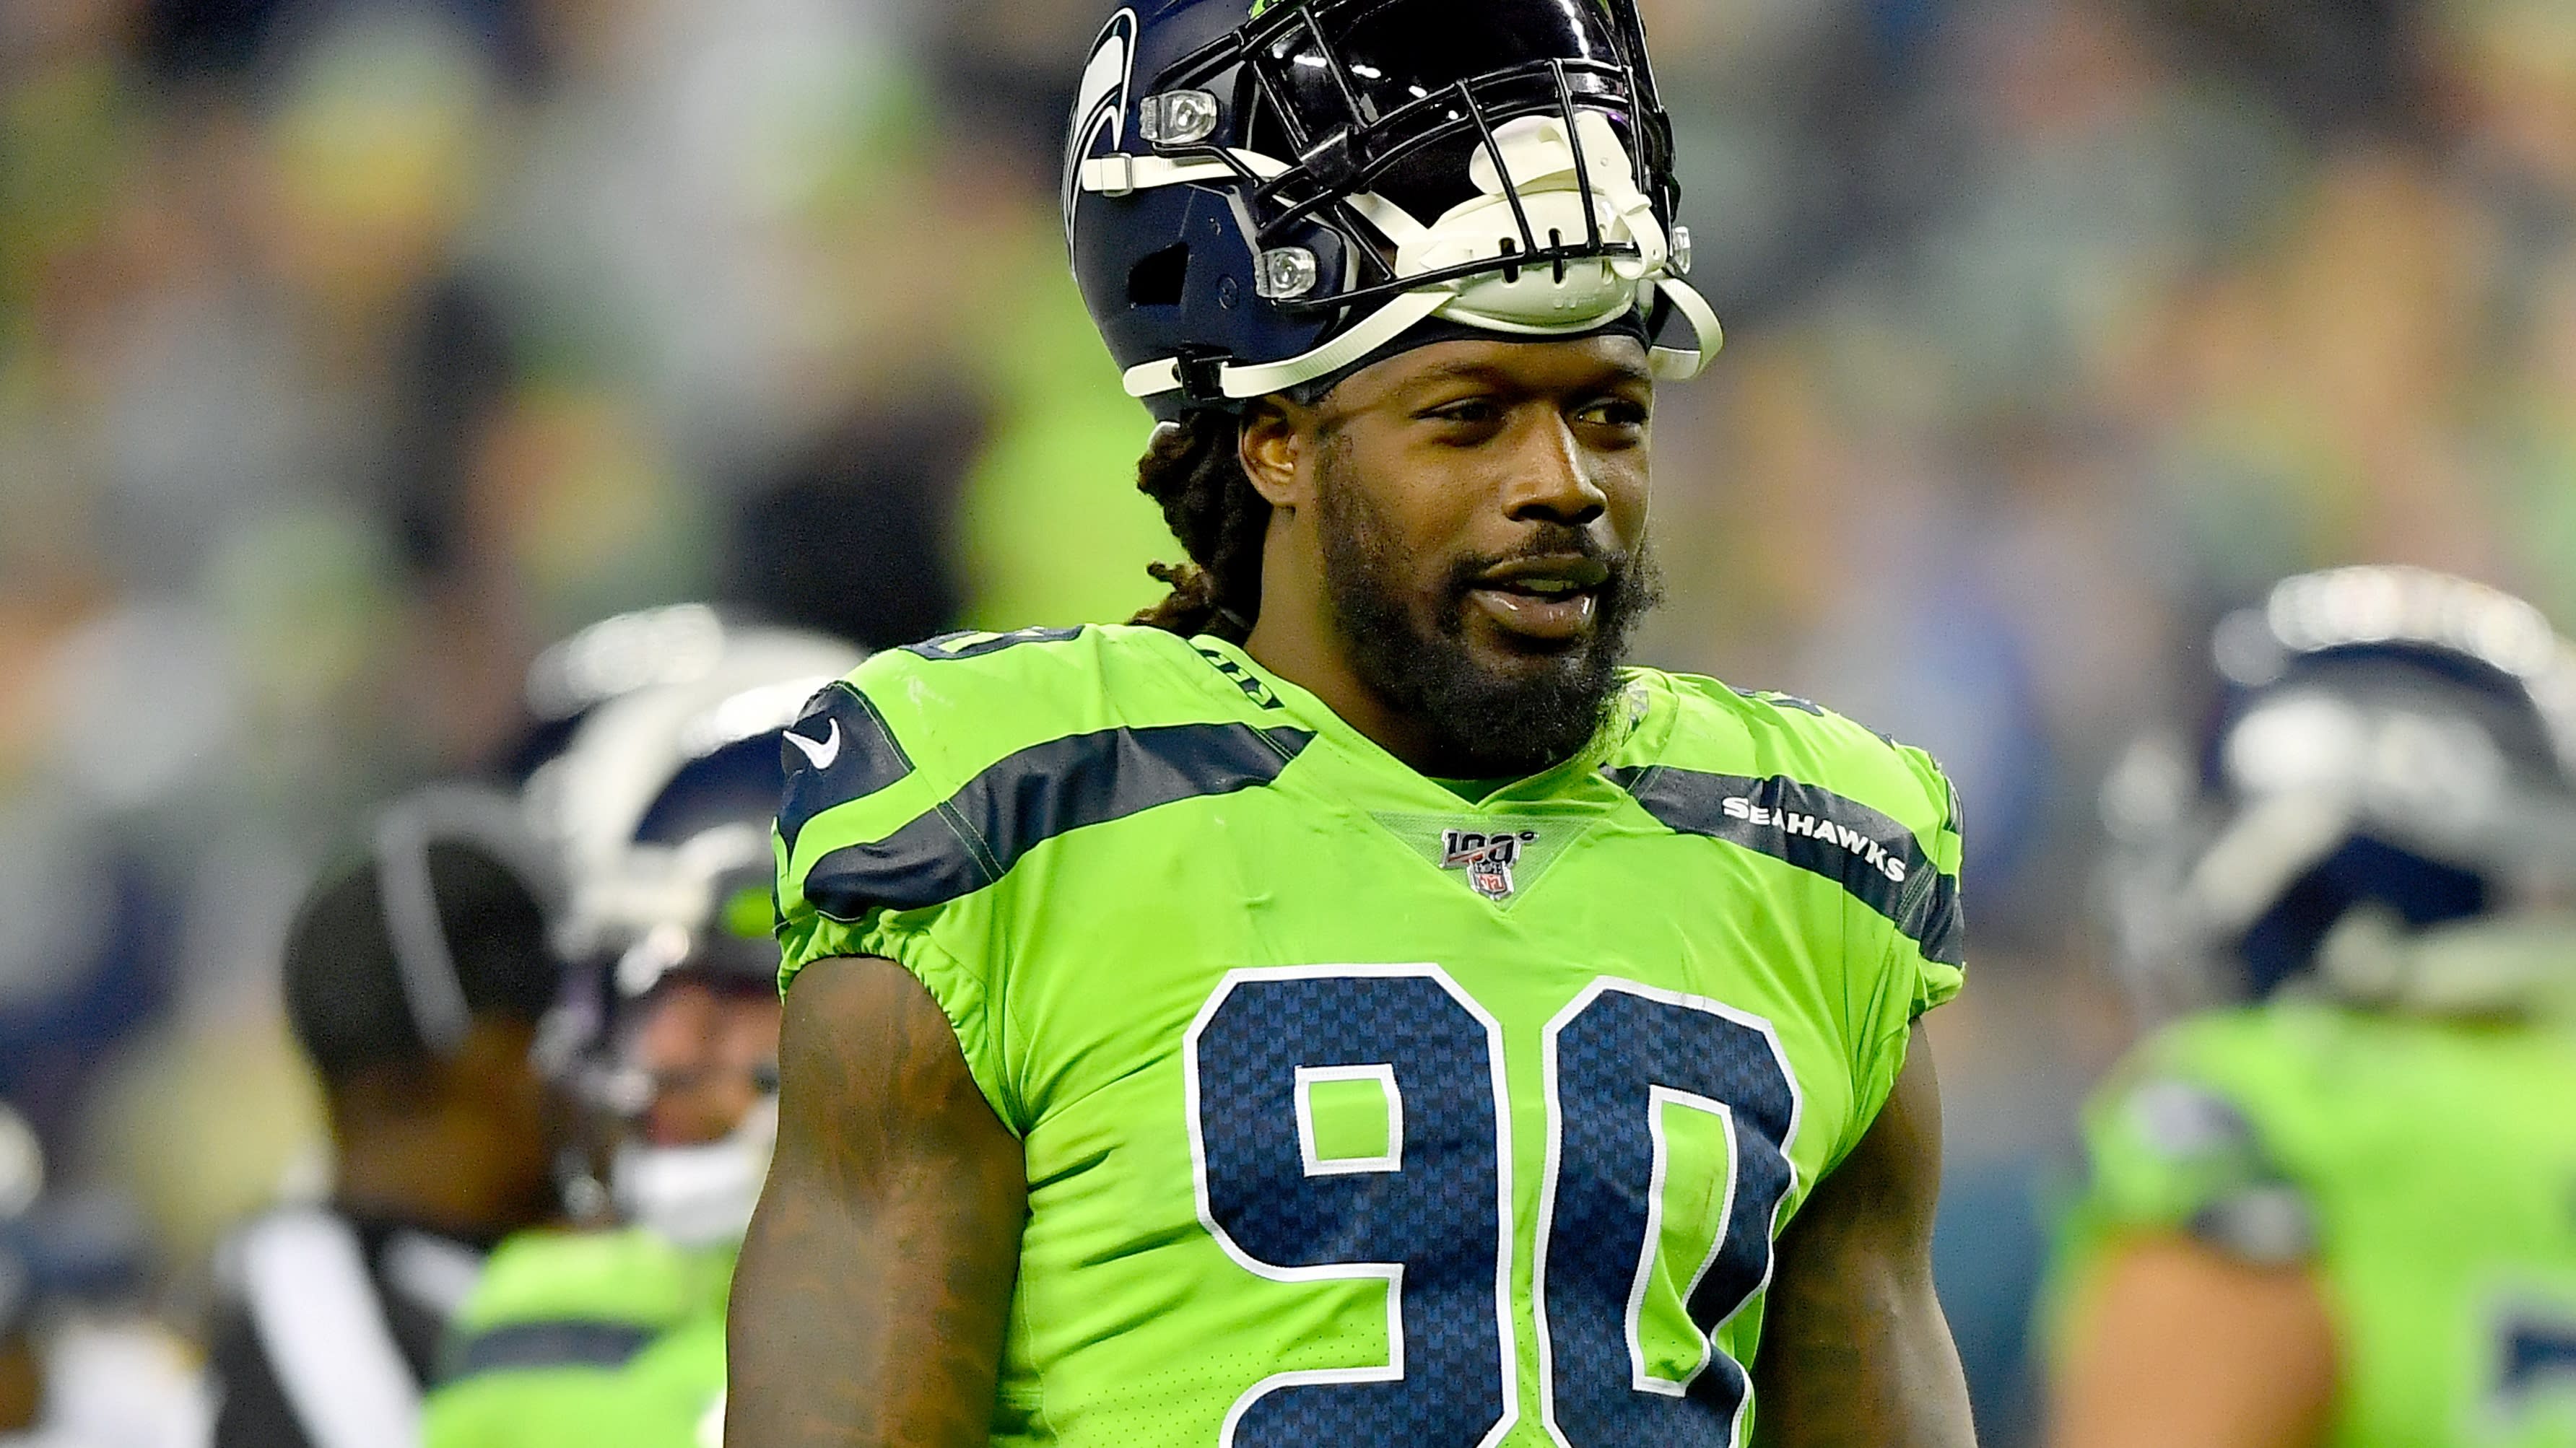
1417;396;1504;427
1573;396;1650;429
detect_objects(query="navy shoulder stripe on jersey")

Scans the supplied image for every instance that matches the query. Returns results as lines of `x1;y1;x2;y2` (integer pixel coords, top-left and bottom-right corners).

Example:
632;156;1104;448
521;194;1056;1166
777;681;914;854
805;722;1314;921
440;1320;655;1382
1730;685;1826;718
900;626;1086;661
1607;764;1964;965
2503;1322;2576;1404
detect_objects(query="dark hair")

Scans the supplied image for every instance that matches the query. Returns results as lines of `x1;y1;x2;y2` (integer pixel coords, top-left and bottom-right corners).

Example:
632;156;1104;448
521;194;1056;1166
283;839;557;1084
1131;411;1271;643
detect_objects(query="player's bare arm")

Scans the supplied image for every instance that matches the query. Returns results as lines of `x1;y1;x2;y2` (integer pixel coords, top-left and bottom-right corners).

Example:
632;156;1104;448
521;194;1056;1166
726;956;1024;1448
2049;1236;2335;1448
1752;1029;1975;1448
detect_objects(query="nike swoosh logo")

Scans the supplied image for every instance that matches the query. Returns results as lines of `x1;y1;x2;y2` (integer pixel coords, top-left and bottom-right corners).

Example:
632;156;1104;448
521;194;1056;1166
786;720;842;770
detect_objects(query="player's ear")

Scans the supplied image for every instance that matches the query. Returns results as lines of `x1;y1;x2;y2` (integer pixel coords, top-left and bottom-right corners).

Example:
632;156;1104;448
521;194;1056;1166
1238;398;1307;511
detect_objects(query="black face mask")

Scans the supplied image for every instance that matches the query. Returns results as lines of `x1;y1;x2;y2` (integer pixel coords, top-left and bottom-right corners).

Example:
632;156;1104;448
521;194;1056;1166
1315;442;1661;780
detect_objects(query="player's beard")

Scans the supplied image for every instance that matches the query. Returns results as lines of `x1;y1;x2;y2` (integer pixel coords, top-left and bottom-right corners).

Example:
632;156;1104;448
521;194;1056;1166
1315;449;1661;780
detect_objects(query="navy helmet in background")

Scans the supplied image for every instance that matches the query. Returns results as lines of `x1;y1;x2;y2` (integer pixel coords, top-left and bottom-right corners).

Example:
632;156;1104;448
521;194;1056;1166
2101;564;2576;1016
504;604;761;784
521;623;865;1247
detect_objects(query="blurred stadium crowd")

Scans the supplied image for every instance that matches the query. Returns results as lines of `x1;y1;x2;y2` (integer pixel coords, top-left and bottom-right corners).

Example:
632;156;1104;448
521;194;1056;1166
2;0;2574;1442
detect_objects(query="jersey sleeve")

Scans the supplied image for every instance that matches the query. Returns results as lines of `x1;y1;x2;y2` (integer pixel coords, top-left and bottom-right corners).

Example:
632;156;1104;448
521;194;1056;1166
1631;676;1970;1171
2040;1021;2325;1376
774;631;1127;1134
2060;1022;2320;1268
1841;738;1967;1160
773;655;1017;1130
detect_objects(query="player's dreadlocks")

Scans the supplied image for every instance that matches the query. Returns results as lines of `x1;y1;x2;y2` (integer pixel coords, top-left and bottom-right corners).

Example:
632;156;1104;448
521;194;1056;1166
1131;411;1271;643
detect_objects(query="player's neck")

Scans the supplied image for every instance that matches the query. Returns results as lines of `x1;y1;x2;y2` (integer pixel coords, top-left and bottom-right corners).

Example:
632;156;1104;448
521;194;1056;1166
1246;523;1517;777
1243;626;1439;772
1240;580;1466;777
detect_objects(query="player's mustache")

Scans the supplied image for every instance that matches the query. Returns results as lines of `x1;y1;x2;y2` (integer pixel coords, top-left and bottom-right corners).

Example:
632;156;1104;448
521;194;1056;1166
1440;525;1629;601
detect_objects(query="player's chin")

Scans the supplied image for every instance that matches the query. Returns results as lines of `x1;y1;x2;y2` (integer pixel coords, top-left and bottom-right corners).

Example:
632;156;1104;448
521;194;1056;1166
1452;629;1602;695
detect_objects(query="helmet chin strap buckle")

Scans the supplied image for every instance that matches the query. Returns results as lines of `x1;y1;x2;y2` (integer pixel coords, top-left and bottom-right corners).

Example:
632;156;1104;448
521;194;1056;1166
1174;349;1231;406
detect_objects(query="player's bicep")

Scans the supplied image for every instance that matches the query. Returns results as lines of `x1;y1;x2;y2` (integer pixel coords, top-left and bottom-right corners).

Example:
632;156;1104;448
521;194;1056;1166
1753;1027;1974;1447
773;953;1015;1181
727;956;1024;1448
2049;1234;2335;1448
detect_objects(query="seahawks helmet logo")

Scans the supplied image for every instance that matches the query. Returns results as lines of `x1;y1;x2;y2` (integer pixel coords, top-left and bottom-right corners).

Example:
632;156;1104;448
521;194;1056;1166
1063;9;1141;250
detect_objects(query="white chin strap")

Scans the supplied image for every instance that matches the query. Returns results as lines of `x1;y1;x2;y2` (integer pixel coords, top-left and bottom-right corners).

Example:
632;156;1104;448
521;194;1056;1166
1091;110;1722;404
610;1096;778;1250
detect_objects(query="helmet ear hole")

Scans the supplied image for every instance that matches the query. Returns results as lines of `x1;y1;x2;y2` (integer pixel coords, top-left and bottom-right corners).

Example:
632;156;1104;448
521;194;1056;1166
1128;242;1192;307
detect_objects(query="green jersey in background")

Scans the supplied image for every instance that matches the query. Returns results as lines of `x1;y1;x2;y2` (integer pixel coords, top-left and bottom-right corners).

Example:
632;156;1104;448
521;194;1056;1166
774;624;1967;1447
2054;1000;2576;1447
421;1228;732;1448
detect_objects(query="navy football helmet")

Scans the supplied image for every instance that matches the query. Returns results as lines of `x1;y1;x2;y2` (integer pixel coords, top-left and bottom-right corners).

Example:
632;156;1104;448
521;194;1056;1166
1063;0;1720;419
523;623;865;1242
2102;566;2576;1015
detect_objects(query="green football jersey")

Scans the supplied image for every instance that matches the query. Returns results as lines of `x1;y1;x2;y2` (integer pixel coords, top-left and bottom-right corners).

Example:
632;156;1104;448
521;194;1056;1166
2054;999;2576;1447
775;624;1967;1447
422;1228;731;1448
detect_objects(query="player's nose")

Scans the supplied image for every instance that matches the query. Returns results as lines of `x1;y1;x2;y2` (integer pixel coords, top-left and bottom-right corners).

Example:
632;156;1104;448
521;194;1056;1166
1497;410;1607;528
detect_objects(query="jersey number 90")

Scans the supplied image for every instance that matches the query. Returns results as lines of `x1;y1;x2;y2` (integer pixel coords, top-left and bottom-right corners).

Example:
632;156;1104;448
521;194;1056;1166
1185;967;1801;1448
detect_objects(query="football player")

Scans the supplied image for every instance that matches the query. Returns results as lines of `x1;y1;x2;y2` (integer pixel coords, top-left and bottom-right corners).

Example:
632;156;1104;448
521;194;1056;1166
202;786;562;1448
422;624;862;1448
733;2;1978;1444
1;1105;40;1436
2049;566;2576;1447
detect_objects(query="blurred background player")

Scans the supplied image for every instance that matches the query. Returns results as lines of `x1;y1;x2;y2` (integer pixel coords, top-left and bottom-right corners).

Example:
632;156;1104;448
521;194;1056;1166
2048;565;2576;1447
200;789;562;1448
0;1102;204;1448
424;624;861;1447
1;1107;42;1439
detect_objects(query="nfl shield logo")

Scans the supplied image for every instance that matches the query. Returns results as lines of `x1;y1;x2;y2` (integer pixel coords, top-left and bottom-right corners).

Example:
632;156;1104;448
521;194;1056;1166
1441;829;1537;902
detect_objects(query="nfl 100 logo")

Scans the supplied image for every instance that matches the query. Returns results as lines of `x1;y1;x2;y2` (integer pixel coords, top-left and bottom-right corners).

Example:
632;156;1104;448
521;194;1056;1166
1440;828;1539;901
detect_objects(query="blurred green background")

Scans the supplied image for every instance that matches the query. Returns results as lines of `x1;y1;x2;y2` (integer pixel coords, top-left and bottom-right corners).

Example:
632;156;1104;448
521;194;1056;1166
2;0;2573;1439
